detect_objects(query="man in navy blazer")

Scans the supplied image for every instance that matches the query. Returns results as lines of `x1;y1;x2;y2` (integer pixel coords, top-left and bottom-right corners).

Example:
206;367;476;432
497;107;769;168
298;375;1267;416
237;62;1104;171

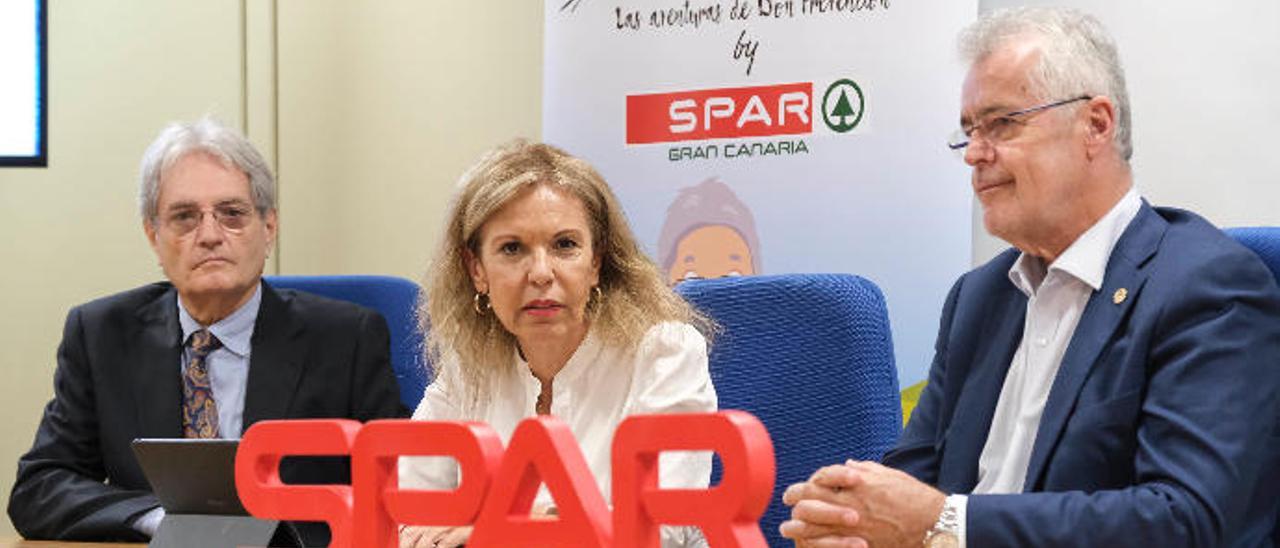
782;7;1280;548
8;118;405;544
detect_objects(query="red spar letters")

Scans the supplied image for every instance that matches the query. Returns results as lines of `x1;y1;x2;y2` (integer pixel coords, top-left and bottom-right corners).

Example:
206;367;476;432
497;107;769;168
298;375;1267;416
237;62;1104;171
235;411;774;547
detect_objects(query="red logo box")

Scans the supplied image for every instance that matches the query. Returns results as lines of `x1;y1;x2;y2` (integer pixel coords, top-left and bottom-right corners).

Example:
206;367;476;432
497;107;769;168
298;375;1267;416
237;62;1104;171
626;83;813;144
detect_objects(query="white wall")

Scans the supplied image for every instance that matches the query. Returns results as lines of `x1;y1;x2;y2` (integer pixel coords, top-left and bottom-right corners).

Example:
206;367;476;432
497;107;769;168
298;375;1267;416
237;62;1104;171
971;0;1280;264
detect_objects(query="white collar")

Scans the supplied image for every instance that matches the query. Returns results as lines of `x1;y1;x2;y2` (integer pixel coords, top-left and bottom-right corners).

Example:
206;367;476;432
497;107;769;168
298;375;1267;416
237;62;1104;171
1009;187;1142;296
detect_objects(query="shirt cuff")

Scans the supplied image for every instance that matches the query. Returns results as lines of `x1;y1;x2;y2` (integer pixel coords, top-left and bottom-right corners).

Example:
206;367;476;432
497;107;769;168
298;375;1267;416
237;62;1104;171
131;507;165;537
949;494;968;548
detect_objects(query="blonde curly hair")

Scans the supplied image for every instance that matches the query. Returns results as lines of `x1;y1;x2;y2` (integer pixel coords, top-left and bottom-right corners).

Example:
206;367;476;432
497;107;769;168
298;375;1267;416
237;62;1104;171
421;139;711;408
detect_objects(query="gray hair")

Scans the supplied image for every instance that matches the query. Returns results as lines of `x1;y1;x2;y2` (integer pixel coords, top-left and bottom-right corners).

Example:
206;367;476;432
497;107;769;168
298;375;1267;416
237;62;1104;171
960;7;1132;161
138;117;275;221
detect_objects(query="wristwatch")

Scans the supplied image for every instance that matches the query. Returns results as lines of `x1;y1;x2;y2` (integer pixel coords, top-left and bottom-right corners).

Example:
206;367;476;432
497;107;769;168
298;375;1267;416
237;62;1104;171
923;495;960;548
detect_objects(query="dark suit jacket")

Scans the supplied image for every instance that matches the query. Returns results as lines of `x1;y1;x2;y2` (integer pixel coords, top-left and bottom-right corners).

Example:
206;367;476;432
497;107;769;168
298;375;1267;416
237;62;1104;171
8;281;406;542
885;204;1280;547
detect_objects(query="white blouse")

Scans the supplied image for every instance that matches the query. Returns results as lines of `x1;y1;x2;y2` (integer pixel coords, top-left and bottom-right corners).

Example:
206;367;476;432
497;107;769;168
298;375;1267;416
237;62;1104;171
400;321;717;546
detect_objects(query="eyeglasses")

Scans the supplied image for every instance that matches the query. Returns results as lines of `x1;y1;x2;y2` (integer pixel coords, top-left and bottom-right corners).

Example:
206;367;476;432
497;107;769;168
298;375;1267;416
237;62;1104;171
159;202;257;235
947;95;1091;154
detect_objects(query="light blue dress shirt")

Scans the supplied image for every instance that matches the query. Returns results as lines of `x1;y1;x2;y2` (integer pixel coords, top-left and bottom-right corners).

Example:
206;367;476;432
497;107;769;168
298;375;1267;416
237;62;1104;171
176;283;261;439
135;284;263;535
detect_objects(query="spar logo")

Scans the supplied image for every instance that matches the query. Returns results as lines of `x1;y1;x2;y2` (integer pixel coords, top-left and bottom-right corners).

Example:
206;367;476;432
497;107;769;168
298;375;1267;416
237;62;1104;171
625;79;864;145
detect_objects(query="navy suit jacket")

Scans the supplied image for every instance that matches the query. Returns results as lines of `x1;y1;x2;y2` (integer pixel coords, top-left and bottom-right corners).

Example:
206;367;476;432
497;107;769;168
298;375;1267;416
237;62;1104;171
885;204;1280;547
8;281;406;543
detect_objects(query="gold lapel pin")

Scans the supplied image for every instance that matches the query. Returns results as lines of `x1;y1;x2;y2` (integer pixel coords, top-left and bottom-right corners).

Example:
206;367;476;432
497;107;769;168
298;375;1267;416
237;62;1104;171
1113;287;1128;304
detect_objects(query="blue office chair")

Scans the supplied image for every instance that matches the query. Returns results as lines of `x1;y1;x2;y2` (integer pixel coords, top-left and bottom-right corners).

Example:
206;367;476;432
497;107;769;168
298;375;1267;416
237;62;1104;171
1224;227;1280;545
265;275;429;410
677;273;902;546
1225;227;1280;285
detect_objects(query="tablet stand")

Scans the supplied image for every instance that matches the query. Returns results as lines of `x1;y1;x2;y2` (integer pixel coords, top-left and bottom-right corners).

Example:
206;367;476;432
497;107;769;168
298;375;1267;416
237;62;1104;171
149;514;302;548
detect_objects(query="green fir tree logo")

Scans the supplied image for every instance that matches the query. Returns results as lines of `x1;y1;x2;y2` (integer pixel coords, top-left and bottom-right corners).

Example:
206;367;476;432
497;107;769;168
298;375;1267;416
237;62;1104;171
822;79;865;133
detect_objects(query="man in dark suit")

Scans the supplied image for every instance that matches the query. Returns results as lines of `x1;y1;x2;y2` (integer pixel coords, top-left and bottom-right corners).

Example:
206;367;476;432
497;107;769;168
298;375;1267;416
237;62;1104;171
781;7;1280;548
8;118;405;543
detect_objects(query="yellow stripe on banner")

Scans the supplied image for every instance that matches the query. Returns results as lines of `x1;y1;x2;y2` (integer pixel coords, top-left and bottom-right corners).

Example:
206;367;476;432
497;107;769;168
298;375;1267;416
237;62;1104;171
900;380;927;425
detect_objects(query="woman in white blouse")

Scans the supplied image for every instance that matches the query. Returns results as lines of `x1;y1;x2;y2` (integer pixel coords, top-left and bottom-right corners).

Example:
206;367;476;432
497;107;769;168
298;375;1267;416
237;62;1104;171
399;140;717;548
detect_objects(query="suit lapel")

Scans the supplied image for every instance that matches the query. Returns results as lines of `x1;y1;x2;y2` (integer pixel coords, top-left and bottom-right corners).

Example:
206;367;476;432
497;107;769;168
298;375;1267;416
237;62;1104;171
939;286;1026;492
133;286;184;437
1022;203;1165;490
243;282;305;429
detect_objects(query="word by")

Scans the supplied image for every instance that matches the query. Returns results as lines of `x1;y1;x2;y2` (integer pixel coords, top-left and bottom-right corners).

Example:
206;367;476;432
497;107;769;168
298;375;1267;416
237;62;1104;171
235;411;775;548
732;29;759;75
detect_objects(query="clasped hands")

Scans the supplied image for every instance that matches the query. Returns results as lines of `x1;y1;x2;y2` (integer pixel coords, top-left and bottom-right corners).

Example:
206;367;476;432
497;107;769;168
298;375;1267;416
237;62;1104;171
780;460;946;548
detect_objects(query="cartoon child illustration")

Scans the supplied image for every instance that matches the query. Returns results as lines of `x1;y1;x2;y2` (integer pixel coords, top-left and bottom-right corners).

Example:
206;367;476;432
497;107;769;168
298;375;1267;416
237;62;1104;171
657;177;762;285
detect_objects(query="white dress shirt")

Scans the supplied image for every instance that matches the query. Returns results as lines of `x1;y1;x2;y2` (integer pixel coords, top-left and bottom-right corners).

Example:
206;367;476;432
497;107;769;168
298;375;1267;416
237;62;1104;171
400;321;717;546
952;188;1142;546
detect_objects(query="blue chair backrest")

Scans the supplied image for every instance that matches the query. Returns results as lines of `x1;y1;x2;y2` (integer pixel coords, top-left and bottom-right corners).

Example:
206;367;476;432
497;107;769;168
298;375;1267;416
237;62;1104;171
1223;227;1280;545
1225;227;1280;285
265;275;429;410
676;273;902;546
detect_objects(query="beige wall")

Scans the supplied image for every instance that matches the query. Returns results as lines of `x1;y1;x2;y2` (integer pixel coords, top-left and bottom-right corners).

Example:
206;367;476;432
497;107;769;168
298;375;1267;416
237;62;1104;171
276;1;544;281
0;0;247;535
0;0;543;536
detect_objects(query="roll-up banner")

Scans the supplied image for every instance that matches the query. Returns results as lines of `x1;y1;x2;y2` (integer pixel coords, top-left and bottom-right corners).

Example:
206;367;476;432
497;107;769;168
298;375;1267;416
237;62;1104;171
545;0;978;415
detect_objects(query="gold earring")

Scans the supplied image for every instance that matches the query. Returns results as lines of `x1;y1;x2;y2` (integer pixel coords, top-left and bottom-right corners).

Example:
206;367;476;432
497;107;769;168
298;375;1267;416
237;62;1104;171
473;292;491;315
592;286;604;306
